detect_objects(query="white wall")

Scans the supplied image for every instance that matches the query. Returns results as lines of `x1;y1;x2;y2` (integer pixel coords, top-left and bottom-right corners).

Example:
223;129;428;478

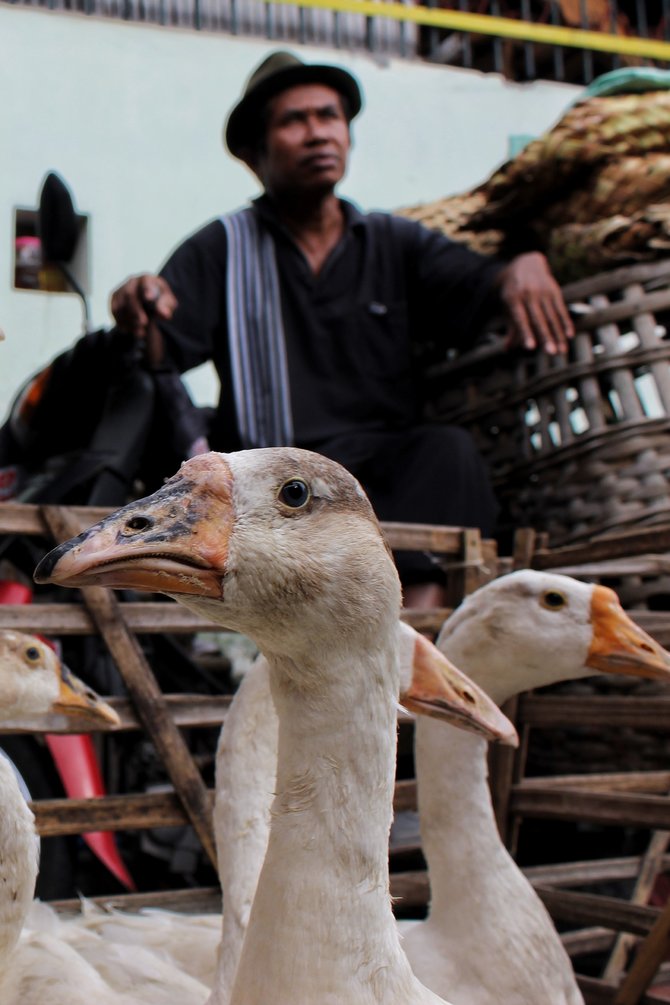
0;5;580;409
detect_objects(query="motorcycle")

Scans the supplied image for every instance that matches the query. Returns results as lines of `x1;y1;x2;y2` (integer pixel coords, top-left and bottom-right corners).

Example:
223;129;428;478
0;172;224;898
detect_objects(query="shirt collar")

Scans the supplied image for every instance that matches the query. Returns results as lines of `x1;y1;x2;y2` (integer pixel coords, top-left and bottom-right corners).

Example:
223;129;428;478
252;193;367;234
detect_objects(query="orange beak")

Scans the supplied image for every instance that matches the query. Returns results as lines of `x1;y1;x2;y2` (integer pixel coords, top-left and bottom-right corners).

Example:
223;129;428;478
401;633;518;746
55;662;120;726
587;586;670;680
34;454;235;598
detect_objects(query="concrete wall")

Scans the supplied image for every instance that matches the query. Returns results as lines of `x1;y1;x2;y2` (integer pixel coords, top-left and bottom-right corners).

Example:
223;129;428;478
0;5;580;408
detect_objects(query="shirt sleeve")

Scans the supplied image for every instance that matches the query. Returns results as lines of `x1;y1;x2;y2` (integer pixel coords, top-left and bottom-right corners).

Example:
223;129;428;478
157;220;229;374
391;215;505;352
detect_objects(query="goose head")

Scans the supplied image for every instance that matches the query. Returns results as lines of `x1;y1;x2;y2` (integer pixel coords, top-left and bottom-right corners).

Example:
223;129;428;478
437;569;670;705
36;448;513;742
0;630;119;724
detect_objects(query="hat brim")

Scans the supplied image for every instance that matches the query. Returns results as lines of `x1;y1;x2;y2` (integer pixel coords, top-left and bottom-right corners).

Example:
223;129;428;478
225;63;362;158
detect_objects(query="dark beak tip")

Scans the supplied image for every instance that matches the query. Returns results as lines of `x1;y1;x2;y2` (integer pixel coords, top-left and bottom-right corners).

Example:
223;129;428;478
33;545;68;585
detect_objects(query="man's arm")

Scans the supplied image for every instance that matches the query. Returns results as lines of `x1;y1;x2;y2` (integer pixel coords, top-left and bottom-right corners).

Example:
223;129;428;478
108;221;229;375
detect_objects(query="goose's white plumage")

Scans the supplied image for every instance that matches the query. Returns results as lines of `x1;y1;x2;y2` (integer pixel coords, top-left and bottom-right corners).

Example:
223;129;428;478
0;631;145;1005
36;447;513;1005
400;569;670;1005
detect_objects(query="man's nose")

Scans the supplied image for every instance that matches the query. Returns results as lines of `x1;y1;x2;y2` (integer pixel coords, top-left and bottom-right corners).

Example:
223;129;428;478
305;115;329;141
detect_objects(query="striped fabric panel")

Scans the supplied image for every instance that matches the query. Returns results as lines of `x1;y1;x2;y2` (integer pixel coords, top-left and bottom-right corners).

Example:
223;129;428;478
220;209;294;448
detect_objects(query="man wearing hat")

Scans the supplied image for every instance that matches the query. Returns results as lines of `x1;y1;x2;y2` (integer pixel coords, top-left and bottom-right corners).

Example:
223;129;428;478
111;49;573;609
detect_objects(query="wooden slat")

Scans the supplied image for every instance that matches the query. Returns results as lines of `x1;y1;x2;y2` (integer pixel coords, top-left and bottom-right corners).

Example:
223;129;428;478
561;261;670;302
531;527;670;571
381;522;469;553
563;928;616;958
40;504;218;869
523;855;670;889
1;696;415;734
49;874;429;916
518;772;670;795
0;601;223;635
0;693;235;733
511;787;670;830
0;599;455;641
536;887;660;936
575;975;670;1005
30;776;417;836
32;789;213;836
0;502;111;535
614;898;670;1004
518;694;670;729
578;974;618;1004
0;503;483;560
605;829;670;984
50;886;222;916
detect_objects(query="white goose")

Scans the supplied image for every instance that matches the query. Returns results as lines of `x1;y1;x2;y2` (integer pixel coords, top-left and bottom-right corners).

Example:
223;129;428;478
36;447;514;1005
0;630;137;1005
400;569;670;1005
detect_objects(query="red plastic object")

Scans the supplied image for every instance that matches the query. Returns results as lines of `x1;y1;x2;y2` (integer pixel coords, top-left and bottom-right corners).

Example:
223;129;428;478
45;735;135;890
0;580;135;890
0;581;33;605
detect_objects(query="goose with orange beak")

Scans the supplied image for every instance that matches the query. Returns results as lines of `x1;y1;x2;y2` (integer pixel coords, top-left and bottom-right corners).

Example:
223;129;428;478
399;569;670;1005
36;447;514;1005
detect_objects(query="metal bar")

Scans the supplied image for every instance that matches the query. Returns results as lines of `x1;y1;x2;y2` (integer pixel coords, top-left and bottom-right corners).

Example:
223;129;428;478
459;0;472;68
365;7;375;51
490;0;503;74
579;0;593;81
520;0;535;78
425;0;440;65
549;0;564;81
332;7;341;46
264;0;274;36
610;0;621;70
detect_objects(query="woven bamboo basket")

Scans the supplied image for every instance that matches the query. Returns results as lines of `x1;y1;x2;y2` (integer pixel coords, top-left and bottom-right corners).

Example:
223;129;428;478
425;258;670;546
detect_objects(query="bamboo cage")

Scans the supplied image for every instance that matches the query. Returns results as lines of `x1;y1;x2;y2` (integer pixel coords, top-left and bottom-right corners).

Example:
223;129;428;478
425;259;670;557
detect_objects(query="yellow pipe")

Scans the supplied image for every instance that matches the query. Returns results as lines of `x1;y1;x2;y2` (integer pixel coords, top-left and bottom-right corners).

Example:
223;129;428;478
265;0;670;62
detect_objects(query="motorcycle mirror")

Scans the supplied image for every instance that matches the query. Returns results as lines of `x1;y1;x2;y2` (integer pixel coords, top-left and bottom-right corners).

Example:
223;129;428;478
38;172;80;264
37;172;91;333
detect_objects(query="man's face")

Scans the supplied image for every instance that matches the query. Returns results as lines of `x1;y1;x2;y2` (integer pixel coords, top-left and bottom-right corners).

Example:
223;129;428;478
252;83;351;197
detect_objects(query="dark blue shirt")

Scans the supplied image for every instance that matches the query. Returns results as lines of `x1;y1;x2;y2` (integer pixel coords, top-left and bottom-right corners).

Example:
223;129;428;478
158;196;503;451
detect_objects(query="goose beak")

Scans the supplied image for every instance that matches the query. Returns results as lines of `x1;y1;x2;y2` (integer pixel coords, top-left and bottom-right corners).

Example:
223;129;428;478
401;634;518;746
55;662;120;726
34;455;234;598
587;586;670;680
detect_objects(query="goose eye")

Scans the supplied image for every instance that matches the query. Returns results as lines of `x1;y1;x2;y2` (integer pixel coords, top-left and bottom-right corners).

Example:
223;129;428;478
24;646;42;664
278;479;311;509
542;590;567;610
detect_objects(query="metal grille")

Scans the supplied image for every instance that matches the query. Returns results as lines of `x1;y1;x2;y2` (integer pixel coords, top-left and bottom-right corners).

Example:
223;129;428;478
4;0;670;83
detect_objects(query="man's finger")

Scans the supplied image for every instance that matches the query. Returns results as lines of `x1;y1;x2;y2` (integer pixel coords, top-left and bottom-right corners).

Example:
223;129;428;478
505;301;536;352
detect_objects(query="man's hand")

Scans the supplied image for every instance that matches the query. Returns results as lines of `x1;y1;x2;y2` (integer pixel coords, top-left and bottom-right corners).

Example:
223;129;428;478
110;274;178;339
497;252;574;355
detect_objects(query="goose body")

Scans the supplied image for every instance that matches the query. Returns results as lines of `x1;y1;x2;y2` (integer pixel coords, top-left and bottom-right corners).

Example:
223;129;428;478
36;447;513;1005
0;631;138;1005
400;569;670;1005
